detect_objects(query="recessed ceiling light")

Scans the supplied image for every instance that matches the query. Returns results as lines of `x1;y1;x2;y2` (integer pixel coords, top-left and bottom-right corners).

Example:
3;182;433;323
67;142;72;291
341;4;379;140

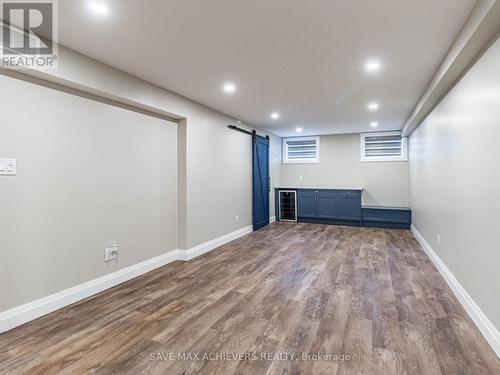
223;82;236;94
368;102;379;111
370;122;378;127
295;126;304;133
88;2;110;17
270;112;280;120
365;60;381;73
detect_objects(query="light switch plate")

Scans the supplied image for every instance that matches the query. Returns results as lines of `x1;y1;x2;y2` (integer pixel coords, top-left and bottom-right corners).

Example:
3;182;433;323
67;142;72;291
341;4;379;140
0;159;16;175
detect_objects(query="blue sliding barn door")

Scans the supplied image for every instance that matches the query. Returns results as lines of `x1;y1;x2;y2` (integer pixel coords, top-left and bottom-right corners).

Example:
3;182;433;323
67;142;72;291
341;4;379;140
252;134;270;231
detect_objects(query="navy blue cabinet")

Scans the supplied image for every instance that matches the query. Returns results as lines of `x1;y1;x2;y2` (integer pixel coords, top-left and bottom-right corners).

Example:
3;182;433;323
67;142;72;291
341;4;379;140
297;190;317;218
362;206;411;229
297;189;361;226
338;192;361;221
317;191;338;219
276;188;410;229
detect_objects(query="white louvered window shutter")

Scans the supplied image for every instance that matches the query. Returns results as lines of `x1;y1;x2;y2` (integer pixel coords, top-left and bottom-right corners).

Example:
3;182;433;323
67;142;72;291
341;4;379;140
360;132;408;162
283;136;320;164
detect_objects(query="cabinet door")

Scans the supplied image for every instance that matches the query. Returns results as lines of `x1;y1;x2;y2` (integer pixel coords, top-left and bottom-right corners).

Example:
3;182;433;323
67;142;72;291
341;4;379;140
338;193;361;221
317;191;338;219
298;190;317;218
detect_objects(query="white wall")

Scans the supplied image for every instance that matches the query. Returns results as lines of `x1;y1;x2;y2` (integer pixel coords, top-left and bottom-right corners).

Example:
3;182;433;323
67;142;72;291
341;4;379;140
270;133;282;217
0;75;177;312
10;46;280;250
280;134;409;206
409;36;500;330
183;120;279;248
0;46;281;312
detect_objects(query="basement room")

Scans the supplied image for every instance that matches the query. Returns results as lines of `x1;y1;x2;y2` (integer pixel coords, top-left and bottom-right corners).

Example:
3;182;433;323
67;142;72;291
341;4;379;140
1;0;499;374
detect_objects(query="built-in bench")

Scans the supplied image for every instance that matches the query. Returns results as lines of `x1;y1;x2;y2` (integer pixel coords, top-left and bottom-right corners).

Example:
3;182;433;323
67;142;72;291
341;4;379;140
361;205;412;230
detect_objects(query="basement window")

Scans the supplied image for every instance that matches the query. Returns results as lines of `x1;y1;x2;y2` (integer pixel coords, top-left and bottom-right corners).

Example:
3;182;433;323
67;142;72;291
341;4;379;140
360;131;408;162
283;136;320;164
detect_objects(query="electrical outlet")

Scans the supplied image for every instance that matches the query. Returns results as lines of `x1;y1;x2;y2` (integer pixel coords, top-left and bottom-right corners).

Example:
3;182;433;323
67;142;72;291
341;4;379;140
104;244;119;262
437;233;441;246
235;215;239;223
0;158;16;175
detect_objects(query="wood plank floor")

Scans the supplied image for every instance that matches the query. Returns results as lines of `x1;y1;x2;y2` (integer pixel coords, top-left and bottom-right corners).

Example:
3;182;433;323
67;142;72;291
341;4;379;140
0;223;499;374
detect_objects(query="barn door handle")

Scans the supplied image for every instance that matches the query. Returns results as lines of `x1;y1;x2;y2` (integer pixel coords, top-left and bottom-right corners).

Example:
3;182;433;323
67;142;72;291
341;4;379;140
268;177;271;192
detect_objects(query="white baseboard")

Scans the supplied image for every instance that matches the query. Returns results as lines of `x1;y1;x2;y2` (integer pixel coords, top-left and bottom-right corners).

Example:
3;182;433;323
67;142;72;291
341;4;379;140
270;215;276;223
0;224;254;334
177;225;253;261
0;250;178;334
411;224;500;358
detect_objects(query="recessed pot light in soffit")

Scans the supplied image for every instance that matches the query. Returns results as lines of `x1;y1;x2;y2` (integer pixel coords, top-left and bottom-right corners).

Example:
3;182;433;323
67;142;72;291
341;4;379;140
88;2;110;17
222;82;236;94
365;60;381;73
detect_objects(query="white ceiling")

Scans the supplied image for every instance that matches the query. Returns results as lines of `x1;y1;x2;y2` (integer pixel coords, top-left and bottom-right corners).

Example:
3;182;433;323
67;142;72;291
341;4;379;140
55;0;476;136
